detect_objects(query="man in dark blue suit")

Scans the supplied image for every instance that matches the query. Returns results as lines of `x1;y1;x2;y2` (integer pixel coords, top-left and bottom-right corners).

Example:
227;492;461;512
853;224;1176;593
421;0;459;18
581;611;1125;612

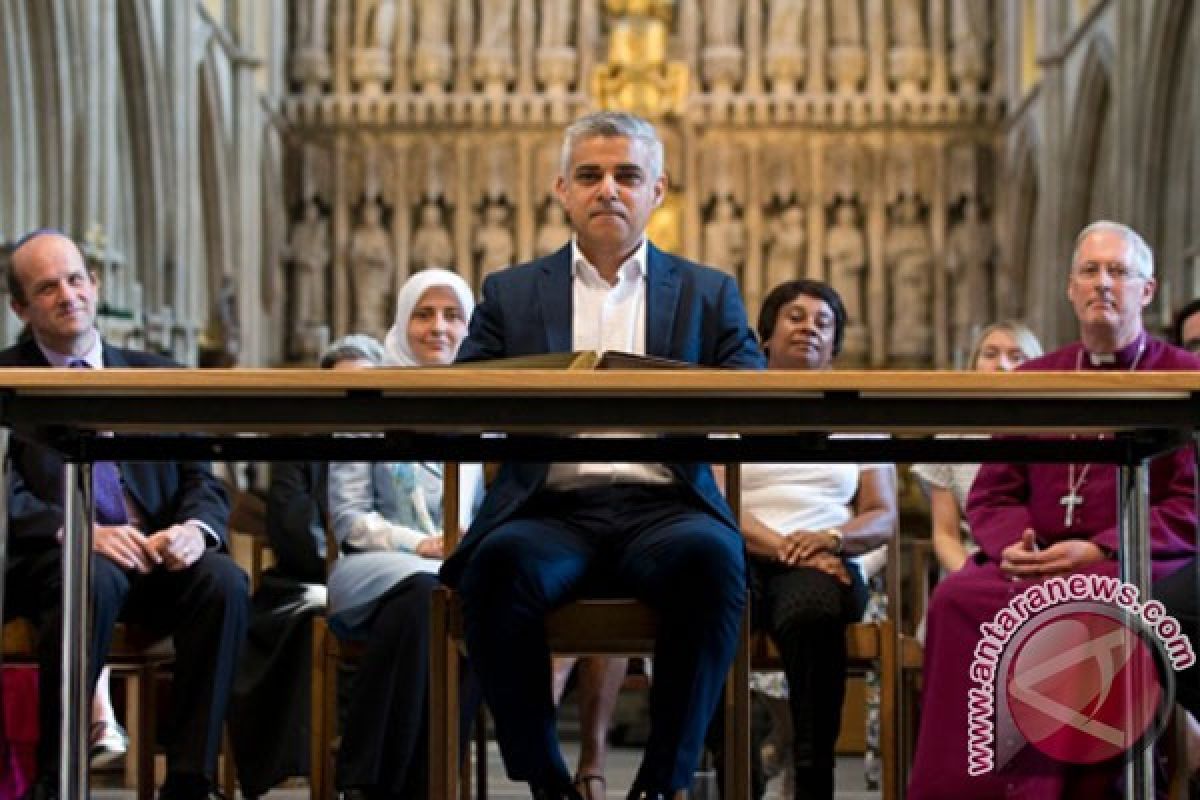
1;231;249;800
441;112;764;800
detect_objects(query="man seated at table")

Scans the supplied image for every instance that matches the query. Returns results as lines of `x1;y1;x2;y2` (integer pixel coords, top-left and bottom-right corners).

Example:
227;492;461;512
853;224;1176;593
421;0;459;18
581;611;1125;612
1;230;249;800
440;111;765;800
907;220;1200;799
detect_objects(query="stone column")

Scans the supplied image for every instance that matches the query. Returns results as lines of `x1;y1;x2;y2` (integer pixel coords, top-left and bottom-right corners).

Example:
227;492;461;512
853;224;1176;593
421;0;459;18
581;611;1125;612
332;136;349;337
807;139;823;280
743;0;763;96
866;0;887;98
744;139;763;312
866;137;887;366
392;138;411;294
333;0;350;94
928;0;948;95
455;0;472;93
807;0;826;93
455;136;473;286
930;140;947;366
517;0;536;95
165;0;199;362
232;0;266;365
516;135;535;262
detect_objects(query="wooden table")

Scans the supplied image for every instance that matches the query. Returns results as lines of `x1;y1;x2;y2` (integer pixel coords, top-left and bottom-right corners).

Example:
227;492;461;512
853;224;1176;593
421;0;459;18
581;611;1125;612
0;368;1197;800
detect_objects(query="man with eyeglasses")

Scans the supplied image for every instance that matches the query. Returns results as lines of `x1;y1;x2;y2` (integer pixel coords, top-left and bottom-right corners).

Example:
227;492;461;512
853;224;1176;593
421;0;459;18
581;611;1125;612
908;220;1200;798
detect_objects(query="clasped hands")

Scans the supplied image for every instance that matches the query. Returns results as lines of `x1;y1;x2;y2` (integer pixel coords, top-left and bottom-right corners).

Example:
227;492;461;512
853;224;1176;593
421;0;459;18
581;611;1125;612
776;530;850;585
94;522;207;573
999;529;1107;580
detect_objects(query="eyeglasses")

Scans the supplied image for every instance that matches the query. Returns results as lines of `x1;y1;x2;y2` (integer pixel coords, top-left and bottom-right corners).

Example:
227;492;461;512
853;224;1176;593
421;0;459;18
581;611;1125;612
1072;261;1146;282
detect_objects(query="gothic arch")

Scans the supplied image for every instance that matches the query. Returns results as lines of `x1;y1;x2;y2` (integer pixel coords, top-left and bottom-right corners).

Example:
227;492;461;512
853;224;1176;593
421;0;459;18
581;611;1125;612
1061;37;1115;240
1005;120;1040;322
1140;2;1196;308
1138;1;1190;218
116;0;168;309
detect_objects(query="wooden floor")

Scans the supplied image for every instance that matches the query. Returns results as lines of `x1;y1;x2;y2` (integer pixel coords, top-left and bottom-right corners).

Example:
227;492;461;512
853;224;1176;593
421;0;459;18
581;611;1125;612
91;744;881;799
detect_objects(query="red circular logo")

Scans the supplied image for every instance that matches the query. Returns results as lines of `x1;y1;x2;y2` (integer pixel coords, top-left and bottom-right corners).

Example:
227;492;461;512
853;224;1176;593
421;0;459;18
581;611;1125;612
1005;611;1164;764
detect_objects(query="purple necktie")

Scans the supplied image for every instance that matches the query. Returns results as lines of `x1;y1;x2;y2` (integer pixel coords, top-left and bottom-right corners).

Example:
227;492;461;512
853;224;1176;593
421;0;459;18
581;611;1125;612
66;359;129;525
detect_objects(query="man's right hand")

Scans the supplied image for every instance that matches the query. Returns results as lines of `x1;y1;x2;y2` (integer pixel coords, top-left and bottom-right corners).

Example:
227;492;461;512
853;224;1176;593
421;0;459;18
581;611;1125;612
1000;529;1045;579
94;525;160;573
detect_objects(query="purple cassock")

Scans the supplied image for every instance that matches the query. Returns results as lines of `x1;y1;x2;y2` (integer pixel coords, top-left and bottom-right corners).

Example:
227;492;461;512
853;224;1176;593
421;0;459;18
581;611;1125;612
908;334;1200;799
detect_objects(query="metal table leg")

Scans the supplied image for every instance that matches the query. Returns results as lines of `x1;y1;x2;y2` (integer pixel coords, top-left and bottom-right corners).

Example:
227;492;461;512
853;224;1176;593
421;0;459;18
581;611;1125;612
61;462;93;800
1118;462;1153;800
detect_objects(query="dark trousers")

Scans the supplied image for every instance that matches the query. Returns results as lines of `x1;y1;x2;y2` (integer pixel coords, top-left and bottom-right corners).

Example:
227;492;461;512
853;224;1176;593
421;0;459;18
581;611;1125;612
4;545;249;782
1153;556;1200;716
337;572;481;798
457;485;747;793
708;558;867;800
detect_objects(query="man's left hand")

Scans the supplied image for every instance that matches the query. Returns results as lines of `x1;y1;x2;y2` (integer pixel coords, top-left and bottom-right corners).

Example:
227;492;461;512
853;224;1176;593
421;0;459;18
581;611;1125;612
146;523;207;571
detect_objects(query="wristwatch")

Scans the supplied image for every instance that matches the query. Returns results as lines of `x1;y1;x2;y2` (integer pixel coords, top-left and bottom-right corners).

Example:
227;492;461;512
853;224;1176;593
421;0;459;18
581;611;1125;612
825;528;844;554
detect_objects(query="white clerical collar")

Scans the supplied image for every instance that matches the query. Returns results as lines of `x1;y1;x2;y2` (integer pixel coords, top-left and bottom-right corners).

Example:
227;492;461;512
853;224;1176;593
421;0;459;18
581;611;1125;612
1083;332;1146;368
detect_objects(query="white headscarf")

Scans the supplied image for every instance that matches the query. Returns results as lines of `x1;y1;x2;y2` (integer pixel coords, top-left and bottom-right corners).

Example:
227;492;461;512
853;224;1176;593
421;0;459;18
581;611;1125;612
383;268;475;367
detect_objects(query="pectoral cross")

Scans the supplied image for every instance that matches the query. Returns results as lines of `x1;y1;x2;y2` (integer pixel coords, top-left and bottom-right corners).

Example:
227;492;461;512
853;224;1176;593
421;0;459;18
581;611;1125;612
1060;491;1084;527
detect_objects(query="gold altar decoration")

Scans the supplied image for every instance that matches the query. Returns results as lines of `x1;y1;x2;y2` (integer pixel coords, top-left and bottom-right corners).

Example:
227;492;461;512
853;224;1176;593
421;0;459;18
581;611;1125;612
592;0;688;118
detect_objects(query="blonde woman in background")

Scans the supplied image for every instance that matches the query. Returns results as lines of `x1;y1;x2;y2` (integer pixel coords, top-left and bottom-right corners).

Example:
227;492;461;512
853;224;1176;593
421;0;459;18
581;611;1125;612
911;321;1044;574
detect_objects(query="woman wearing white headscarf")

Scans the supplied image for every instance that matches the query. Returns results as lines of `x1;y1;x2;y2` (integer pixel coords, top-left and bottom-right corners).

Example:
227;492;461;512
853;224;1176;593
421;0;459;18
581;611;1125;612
328;268;484;800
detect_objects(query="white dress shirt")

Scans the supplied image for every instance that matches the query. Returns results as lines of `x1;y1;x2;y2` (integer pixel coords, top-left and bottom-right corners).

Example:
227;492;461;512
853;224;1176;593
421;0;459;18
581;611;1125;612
544;239;674;490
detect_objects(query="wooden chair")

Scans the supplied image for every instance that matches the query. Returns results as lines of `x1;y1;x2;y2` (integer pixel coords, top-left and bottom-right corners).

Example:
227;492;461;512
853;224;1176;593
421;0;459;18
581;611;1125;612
1;618;172;800
430;463;753;800
311;508;487;800
748;539;924;800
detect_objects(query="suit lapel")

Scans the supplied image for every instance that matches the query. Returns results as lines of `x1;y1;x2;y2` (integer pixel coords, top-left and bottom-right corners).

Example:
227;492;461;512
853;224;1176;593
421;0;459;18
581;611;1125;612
100;342;129;367
645;244;680;358
537;246;573;352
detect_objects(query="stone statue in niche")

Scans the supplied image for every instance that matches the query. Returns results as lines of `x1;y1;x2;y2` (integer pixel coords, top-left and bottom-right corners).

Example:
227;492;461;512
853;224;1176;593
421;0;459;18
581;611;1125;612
291;0;331;92
703;196;746;278
348;197;394;335
414;0;453;89
704;0;741;47
702;0;743;92
536;203;572;258
945;198;995;358
888;0;929;93
950;0;991;91
475;204;516;280
885;196;933;359
351;0;396;92
764;204;807;289
286;199;330;350
475;0;516;90
410;201;455;270
764;0;807;94
828;0;865;92
826;203;867;328
540;0;573;48
537;0;576;93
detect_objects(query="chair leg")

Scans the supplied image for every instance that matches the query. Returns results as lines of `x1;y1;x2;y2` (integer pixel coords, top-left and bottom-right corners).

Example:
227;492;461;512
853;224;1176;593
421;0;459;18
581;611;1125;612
430;589;459;800
137;664;157;800
879;621;899;800
311;617;329;800
723;602;751;800
220;728;236;799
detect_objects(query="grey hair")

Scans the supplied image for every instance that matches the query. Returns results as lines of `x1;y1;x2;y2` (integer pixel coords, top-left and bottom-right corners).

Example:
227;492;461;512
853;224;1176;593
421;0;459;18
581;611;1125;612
559;111;664;180
318;334;385;369
1071;220;1155;279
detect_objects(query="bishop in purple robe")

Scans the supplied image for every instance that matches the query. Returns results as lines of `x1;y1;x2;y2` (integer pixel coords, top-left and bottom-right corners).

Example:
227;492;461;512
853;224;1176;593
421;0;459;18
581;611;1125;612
908;221;1200;799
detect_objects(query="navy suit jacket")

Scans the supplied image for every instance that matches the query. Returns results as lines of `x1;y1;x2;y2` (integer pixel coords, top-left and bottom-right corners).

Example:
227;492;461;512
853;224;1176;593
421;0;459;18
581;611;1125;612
441;243;765;586
0;337;230;553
